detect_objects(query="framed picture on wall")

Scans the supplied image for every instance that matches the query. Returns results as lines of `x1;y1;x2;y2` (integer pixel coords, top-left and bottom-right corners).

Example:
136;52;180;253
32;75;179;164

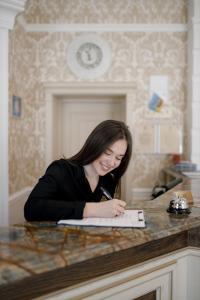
12;95;22;117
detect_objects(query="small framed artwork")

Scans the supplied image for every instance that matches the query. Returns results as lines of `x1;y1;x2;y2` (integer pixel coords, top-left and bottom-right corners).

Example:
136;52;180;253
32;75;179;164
12;95;22;117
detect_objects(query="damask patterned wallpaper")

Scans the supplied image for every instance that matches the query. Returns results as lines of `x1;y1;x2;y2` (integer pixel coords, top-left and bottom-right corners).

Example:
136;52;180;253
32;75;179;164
24;0;187;24
9;0;187;200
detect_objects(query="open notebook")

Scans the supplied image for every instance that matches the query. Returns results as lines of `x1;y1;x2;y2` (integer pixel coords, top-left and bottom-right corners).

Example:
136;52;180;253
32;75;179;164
57;210;145;228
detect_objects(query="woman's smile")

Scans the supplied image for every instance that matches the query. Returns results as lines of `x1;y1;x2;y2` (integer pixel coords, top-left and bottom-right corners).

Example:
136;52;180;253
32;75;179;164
91;139;127;176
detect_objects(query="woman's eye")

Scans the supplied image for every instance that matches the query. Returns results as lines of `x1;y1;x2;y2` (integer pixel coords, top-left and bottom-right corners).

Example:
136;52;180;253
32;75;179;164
116;157;122;161
104;150;111;155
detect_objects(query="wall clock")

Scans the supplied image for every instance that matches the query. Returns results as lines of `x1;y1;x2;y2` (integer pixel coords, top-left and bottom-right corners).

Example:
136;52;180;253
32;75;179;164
67;34;112;79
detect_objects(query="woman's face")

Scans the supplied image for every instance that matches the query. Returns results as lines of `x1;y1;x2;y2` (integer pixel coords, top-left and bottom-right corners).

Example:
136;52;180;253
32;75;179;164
91;139;127;176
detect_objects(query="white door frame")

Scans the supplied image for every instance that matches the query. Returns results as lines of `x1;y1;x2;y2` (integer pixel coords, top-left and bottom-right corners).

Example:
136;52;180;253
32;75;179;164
44;82;136;202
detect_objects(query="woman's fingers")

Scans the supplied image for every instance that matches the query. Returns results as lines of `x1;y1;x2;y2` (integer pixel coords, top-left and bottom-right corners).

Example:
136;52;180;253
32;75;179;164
112;199;126;216
118;200;126;207
83;199;126;218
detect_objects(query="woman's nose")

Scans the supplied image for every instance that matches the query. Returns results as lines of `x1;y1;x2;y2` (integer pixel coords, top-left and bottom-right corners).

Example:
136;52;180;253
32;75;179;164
108;156;116;167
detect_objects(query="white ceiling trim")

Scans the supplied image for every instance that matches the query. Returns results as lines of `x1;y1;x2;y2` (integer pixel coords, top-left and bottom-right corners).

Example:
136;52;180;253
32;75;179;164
0;0;26;29
18;15;187;33
0;0;25;12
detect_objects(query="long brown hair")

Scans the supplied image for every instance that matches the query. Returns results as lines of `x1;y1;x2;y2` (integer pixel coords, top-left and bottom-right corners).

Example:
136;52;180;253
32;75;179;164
69;120;132;179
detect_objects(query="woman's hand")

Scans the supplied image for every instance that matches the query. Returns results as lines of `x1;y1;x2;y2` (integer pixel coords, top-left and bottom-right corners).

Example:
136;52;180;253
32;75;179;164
83;199;126;218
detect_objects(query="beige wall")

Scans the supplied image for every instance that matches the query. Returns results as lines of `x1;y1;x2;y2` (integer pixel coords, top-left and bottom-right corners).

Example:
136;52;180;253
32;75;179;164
9;0;187;197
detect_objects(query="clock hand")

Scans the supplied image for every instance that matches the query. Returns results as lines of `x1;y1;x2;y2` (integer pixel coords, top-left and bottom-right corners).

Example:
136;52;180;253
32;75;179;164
85;50;92;61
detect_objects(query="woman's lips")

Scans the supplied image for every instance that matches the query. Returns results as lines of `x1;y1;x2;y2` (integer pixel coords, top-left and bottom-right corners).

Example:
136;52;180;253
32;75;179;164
100;163;111;172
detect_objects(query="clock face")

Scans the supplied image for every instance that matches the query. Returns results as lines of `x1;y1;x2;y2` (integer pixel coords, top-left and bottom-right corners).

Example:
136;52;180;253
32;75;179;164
67;34;111;79
76;42;103;69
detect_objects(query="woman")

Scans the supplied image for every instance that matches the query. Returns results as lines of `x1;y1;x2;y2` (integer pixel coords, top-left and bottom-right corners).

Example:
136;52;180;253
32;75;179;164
24;120;132;221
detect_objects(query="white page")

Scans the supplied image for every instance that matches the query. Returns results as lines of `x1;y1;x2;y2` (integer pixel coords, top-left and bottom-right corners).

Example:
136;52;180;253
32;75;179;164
57;210;145;228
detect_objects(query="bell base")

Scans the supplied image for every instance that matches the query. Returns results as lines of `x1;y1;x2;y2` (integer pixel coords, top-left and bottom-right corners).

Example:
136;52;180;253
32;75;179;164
167;207;191;214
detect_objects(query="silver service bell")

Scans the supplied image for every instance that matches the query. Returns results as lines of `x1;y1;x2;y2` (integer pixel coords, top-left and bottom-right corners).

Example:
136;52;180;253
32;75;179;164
167;195;191;214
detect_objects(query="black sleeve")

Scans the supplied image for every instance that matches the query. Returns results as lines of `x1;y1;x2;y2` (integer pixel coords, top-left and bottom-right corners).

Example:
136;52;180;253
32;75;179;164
24;161;86;221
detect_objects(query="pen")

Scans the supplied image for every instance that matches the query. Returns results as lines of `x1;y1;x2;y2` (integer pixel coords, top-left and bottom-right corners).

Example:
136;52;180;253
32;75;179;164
100;186;112;200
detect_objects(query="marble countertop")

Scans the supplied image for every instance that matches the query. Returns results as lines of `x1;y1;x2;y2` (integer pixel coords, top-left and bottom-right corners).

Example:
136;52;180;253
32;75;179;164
1;173;200;299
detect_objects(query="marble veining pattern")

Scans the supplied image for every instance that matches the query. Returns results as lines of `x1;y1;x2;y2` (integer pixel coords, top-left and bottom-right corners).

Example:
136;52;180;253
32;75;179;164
1;177;200;287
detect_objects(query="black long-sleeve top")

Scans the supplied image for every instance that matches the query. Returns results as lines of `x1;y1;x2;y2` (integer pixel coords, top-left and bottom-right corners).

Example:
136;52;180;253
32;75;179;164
24;159;117;221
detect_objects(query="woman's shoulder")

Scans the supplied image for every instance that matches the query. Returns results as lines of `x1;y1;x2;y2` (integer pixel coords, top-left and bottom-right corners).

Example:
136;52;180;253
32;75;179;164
46;158;82;176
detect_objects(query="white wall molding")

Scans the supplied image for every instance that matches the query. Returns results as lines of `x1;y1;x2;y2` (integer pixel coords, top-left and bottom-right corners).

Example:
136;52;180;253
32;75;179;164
17;15;187;33
9;186;32;203
0;0;25;11
9;187;32;225
0;0;26;226
0;0;25;28
192;102;200;127
188;0;200;170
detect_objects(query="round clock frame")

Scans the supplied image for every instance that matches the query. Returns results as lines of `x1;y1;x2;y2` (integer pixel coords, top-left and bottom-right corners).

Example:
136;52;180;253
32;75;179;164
67;34;111;79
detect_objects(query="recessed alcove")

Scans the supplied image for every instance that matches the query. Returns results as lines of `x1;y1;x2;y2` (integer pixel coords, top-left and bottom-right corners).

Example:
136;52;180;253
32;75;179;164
44;82;136;202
